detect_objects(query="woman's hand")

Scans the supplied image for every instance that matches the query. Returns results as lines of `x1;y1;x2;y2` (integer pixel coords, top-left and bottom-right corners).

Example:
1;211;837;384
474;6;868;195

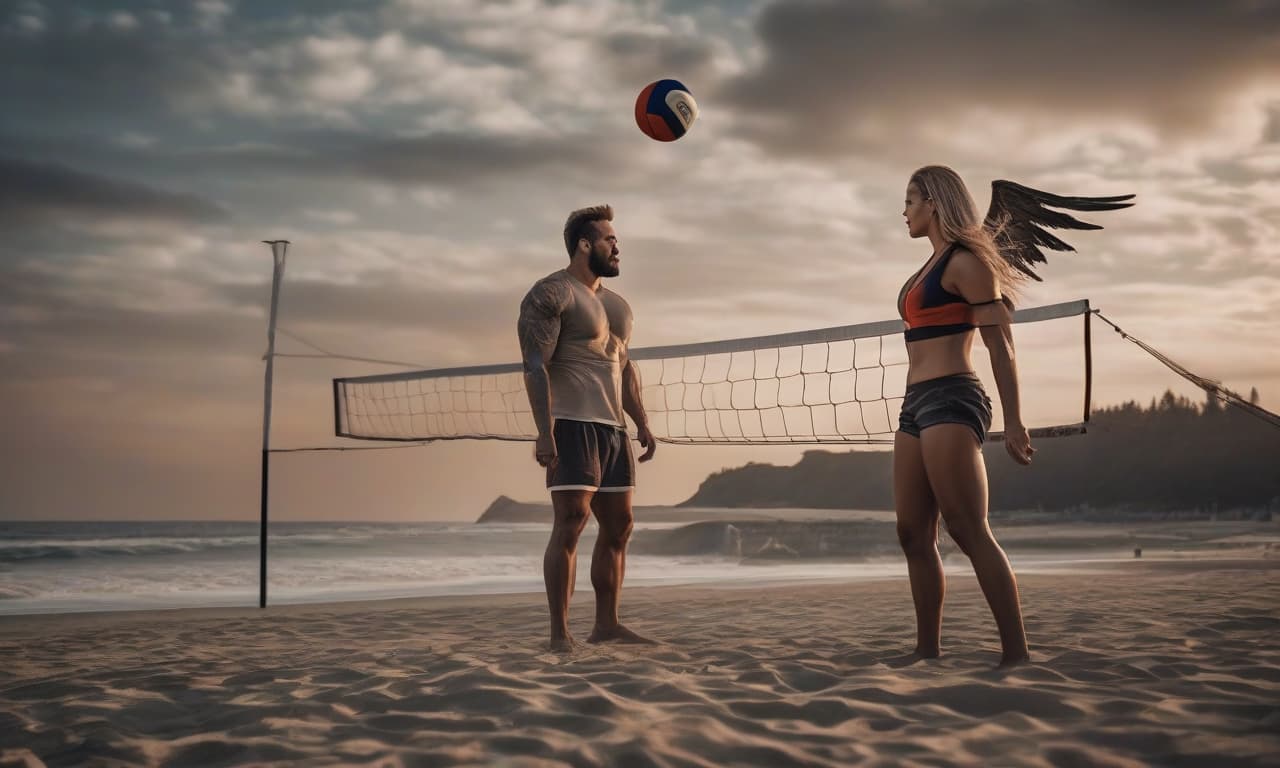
1005;423;1035;465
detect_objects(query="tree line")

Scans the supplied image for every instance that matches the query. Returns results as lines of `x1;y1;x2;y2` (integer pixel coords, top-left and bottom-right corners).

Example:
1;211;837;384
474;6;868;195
680;390;1280;515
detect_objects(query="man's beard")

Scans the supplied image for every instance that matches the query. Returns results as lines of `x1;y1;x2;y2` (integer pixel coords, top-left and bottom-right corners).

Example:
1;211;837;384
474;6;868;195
588;247;619;278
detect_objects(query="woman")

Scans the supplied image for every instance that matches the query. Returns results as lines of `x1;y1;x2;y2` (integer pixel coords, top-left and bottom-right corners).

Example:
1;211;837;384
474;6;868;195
895;165;1034;667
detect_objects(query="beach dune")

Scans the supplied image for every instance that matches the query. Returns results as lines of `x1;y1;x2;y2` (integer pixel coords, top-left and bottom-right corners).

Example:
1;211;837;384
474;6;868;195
2;558;1278;766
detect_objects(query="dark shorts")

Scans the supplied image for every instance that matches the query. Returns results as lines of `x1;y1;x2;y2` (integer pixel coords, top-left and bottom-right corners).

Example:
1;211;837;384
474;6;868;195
898;372;993;444
547;419;635;493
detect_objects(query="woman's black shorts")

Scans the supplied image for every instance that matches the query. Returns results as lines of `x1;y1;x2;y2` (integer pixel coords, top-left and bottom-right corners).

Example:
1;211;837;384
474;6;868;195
898;372;993;444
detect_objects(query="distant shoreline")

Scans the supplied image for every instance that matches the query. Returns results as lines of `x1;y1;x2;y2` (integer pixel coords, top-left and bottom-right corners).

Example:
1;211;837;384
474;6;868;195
476;495;1277;526
475;495;1278;562
475;495;897;524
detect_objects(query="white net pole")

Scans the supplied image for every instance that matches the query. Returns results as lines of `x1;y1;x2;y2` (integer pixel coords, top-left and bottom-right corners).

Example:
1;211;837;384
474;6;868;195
259;239;289;608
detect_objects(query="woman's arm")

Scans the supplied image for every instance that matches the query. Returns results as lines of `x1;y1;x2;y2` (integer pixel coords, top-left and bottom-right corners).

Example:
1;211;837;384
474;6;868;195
947;251;1035;465
979;319;1033;465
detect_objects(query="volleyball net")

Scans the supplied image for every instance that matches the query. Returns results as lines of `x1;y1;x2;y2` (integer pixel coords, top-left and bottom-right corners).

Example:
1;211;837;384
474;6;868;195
332;300;1093;446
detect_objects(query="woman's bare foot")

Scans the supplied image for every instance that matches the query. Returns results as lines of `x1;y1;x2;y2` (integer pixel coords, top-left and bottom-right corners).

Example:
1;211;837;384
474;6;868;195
549;632;578;652
586;623;656;644
997;651;1031;669
884;646;940;667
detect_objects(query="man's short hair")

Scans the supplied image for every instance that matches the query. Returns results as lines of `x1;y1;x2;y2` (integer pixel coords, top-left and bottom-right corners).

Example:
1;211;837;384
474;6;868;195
563;204;614;257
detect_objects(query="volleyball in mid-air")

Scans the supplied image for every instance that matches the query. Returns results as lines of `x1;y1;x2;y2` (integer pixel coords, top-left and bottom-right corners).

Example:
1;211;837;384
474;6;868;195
634;79;699;142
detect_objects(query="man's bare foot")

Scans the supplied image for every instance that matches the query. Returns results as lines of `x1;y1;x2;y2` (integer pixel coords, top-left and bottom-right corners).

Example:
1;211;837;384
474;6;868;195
549;633;578;652
586;623;657;644
913;645;941;659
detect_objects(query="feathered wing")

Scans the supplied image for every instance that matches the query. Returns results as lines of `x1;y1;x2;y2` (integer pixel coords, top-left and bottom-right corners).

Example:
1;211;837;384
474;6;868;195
983;180;1134;281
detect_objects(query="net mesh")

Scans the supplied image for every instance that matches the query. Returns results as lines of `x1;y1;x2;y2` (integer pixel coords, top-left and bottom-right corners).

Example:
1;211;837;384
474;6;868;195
333;300;1091;445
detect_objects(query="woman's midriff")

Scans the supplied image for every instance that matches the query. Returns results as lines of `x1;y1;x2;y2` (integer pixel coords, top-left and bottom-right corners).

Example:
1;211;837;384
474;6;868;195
905;329;976;385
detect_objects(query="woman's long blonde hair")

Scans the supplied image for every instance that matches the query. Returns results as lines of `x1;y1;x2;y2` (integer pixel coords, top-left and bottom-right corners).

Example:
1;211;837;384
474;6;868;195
909;165;1023;305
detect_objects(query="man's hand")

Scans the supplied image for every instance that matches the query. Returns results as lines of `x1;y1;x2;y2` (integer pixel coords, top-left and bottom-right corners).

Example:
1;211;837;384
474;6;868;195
535;432;558;468
636;423;657;463
1004;423;1035;465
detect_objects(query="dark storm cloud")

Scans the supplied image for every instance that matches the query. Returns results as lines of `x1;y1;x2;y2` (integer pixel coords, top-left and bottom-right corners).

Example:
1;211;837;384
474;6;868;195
0;265;253;358
214;275;516;340
0;262;517;383
1202;155;1280;186
318;131;614;185
211;131;615;186
0;156;228;226
1211;216;1257;250
598;29;719;87
1265;105;1280;143
0;3;229;132
720;0;1280;154
0;128;616;194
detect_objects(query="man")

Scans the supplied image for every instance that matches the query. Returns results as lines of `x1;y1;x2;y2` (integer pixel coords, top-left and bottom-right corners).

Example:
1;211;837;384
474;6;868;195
517;204;657;652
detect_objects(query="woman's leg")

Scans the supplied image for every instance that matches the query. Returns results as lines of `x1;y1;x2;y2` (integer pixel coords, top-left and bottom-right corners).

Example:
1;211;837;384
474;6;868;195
894;431;944;657
919;424;1030;665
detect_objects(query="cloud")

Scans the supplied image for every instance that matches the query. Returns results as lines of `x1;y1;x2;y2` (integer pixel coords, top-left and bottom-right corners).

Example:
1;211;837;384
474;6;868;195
244;130;614;186
0;127;625;243
7;119;619;186
0;4;231;132
1266;105;1280;143
217;275;515;341
719;0;1280;157
598;28;721;86
304;208;359;225
0;155;228;228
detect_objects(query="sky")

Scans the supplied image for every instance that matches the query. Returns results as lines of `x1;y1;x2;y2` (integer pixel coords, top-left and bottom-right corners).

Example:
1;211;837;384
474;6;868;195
2;0;1278;522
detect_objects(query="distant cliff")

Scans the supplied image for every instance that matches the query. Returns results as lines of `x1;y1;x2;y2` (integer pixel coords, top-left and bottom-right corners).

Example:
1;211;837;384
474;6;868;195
679;452;894;510
477;496;553;523
680;392;1280;514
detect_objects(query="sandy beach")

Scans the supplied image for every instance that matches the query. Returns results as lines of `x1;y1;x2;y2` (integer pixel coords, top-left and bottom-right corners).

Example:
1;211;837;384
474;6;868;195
2;556;1277;767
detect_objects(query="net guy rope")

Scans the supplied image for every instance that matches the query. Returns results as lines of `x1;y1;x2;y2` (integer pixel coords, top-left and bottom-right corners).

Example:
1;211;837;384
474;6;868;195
1091;311;1280;429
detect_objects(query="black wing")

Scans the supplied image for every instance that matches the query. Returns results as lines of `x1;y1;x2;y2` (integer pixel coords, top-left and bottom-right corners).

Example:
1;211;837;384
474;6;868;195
984;180;1134;281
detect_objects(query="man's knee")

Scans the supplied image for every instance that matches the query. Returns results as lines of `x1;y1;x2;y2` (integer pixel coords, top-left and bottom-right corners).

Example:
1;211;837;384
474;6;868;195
551;526;584;552
596;511;634;549
600;522;633;550
897;522;937;557
551;504;591;548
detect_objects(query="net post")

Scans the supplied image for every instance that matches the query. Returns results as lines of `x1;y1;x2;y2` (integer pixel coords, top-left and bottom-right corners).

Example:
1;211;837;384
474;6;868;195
260;239;290;608
333;379;344;437
1084;303;1093;427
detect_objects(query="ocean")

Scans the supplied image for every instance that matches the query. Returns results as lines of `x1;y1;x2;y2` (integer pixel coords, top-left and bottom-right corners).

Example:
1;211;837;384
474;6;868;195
0;520;908;615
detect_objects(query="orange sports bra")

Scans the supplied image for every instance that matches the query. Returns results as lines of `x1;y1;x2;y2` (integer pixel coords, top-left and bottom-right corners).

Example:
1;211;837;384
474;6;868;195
898;243;974;342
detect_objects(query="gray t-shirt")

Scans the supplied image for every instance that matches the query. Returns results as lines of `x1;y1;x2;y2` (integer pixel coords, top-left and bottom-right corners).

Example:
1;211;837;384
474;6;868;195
519;269;633;427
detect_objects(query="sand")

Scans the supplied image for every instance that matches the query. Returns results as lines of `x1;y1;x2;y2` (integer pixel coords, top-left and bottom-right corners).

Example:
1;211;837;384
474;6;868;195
1;557;1277;767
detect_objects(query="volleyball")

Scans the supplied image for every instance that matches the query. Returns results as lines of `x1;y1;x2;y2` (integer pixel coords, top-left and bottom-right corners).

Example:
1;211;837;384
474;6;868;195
634;79;699;142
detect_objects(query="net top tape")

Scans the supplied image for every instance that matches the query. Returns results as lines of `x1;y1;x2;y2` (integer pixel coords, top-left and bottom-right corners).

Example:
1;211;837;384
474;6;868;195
334;299;1089;386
